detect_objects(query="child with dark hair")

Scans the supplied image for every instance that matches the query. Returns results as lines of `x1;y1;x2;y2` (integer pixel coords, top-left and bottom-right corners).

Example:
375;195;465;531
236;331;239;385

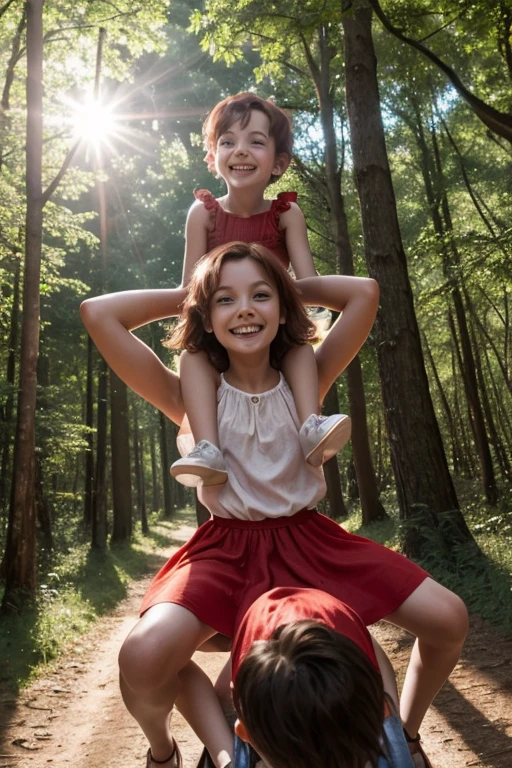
81;242;465;768
231;588;419;768
172;92;350;487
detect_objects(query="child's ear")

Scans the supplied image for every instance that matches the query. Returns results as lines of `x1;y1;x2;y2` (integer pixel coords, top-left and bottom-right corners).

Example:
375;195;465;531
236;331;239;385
279;314;286;324
204;150;216;174
234;718;254;746
272;152;290;179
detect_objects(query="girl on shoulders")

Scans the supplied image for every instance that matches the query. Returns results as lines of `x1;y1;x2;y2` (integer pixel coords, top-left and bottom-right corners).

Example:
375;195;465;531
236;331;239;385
172;93;350;487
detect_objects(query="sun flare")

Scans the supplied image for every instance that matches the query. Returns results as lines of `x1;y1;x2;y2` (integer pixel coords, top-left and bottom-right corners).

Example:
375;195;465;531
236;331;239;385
73;96;117;145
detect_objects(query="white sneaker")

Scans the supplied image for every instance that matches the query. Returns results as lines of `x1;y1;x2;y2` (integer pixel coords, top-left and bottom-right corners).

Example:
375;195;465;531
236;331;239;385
299;414;352;467
170;440;228;488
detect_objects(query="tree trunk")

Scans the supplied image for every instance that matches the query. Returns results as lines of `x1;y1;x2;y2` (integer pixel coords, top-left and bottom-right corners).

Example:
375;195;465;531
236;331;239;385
168;420;185;512
132;403;149;534
322;384;347;520
0;259;20;514
302;26;386;523
450;327;477;478
342;5;475;557
422;334;463;475
427;122;498;504
110;370;132;543
92;358;108;549
150;430;160;513
467;306;511;479
159;411;173;518
2;0;44;611
34;351;53;551
84;336;94;527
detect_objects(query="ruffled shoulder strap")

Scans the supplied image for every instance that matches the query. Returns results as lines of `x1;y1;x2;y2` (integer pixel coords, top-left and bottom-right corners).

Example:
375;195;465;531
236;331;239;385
271;191;297;214
193;188;219;211
270;191;298;228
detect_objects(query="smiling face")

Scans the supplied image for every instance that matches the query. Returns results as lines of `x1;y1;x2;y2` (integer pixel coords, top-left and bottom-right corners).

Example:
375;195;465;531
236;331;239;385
207;256;284;359
214;110;288;190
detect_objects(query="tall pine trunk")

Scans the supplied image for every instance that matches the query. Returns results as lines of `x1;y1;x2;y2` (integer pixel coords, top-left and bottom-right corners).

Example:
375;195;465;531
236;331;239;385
303;27;386;523
84;336;94;526
2;0;44;610
110;371;132;542
0;259;20;514
342;5;475;556
92;358;108;548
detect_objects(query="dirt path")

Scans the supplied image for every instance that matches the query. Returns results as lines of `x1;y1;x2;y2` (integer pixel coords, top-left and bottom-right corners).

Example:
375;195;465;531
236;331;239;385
1;520;511;768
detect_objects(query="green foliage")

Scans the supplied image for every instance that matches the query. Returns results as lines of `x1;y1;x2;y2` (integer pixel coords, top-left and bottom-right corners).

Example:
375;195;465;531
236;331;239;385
345;483;512;634
0;512;185;692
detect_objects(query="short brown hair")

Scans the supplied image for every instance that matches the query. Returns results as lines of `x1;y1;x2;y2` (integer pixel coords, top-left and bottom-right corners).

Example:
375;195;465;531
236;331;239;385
233;620;384;768
203;92;293;184
166;242;316;372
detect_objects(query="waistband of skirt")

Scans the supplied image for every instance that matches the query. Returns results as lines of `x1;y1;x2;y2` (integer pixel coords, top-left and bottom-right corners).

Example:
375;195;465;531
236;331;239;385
210;507;317;530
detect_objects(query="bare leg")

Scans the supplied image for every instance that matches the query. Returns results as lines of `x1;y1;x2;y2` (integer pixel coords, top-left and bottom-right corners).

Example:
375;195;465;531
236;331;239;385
283;344;351;465
371;635;399;713
175;661;234;766
384;578;468;737
213;657;234;718
118;603;233;768
180;350;220;446
281;344;319;423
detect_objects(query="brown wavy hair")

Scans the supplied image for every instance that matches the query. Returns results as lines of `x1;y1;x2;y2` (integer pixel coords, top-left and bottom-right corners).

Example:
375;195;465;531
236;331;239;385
203;92;293;184
233;620;385;768
166;242;316;372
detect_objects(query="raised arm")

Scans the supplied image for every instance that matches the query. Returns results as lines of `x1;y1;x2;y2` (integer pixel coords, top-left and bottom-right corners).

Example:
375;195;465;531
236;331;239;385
181;201;210;287
295;275;379;403
281;204;318;279
80;288;187;426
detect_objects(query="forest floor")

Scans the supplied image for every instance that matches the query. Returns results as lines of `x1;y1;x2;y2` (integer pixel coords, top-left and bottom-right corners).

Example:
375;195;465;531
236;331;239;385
1;516;512;768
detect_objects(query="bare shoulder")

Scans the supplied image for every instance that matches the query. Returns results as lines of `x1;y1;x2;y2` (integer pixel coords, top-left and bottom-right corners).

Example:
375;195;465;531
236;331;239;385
279;201;306;229
187;198;213;224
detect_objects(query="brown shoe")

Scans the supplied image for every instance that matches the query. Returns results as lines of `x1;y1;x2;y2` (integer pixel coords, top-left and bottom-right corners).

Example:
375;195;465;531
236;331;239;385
404;731;433;768
146;740;183;768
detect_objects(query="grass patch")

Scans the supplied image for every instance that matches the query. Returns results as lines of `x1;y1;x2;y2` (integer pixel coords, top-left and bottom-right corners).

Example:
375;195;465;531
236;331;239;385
341;483;512;635
0;510;192;694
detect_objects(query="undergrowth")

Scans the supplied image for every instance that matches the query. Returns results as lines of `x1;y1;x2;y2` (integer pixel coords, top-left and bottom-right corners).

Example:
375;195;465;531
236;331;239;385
344;481;512;635
0;508;192;693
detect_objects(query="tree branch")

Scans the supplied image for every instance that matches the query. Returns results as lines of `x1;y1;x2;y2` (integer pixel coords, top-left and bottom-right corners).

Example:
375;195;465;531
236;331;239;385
41;138;81;206
369;0;512;144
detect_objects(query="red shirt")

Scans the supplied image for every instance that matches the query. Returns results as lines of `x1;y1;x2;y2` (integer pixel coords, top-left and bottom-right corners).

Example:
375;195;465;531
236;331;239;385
231;587;379;682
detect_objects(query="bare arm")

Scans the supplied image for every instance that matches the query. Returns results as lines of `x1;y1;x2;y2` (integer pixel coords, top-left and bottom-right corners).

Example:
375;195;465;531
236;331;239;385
281;203;318;279
80;288;187;426
295;274;379;402
371;636;400;712
181;201;210;286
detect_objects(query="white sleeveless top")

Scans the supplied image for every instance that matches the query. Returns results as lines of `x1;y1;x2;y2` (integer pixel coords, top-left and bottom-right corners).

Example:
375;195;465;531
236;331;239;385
198;373;326;521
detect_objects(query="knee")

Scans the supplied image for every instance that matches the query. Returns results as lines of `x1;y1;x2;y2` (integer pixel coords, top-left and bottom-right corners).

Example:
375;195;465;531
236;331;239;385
427;590;469;648
213;674;232;708
118;630;179;692
445;592;469;645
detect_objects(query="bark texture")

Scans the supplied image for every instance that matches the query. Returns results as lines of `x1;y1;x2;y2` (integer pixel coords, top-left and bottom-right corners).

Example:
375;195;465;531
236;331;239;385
342;5;474;555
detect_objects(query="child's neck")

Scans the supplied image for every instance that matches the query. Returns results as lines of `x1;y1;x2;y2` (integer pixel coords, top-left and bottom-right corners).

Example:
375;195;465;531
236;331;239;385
224;355;279;394
220;186;270;217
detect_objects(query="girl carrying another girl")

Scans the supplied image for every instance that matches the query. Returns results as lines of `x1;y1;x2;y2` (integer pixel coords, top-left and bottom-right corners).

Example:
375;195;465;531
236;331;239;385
81;242;467;768
171;92;350;487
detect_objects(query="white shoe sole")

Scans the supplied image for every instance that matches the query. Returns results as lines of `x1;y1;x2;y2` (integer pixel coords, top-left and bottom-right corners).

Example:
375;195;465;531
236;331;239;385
170;463;228;488
306;415;352;467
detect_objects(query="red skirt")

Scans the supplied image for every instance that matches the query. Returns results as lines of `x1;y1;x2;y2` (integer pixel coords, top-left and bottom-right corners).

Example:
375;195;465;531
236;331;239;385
140;509;428;637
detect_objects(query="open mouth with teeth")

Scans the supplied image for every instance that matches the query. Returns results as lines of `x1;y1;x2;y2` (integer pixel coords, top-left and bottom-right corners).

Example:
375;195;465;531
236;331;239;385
230;325;262;336
229;164;256;172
